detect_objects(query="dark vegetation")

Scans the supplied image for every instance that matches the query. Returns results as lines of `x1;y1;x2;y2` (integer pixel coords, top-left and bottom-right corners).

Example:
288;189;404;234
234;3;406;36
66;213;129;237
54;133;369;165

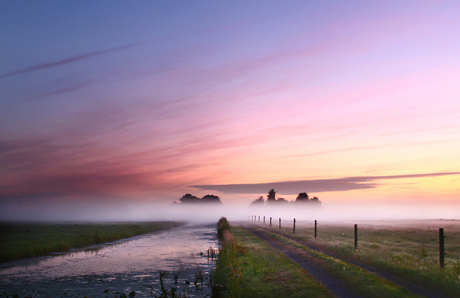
174;194;223;205
250;189;321;207
0;221;183;263
213;217;243;297
217;217;230;240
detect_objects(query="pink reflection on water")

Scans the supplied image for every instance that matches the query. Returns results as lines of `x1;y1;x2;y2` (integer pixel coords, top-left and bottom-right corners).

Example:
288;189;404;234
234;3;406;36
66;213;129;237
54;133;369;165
0;224;218;281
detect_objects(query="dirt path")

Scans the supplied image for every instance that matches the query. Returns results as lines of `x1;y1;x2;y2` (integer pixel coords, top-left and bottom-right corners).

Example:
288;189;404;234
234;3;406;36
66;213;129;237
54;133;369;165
242;223;444;298
254;224;443;298
241;223;362;298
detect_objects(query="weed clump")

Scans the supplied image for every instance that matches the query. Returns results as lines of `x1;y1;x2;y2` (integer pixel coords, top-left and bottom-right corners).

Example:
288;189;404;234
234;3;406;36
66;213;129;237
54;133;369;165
213;217;244;298
217;217;230;240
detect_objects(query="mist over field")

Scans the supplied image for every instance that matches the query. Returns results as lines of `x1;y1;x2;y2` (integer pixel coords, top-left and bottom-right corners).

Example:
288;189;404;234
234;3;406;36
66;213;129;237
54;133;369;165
1;196;459;223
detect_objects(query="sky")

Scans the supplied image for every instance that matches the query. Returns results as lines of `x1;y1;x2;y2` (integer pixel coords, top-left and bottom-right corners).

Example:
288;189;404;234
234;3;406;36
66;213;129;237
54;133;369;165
1;1;460;220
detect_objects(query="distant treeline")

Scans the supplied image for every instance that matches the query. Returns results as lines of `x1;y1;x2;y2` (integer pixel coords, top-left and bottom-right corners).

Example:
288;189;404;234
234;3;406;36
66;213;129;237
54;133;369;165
173;193;223;205
250;189;321;207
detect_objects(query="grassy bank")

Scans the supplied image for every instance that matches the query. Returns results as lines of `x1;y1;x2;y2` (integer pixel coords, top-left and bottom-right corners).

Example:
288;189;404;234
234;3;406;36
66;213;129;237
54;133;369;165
213;218;333;298
270;220;460;297
0;221;183;263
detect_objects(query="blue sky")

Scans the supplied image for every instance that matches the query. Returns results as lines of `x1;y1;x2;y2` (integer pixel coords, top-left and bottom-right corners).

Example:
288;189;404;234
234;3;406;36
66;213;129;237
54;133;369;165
1;1;460;215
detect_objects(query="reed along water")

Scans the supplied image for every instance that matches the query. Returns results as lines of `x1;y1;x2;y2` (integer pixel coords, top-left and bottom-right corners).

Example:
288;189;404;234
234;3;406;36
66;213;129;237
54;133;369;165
0;223;218;297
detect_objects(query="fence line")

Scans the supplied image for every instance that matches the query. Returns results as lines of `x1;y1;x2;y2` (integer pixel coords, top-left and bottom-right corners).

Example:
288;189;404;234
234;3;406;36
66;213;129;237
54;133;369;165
247;215;448;269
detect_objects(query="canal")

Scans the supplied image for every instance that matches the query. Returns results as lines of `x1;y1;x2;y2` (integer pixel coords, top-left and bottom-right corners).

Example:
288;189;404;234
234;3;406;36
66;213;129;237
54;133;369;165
0;223;218;297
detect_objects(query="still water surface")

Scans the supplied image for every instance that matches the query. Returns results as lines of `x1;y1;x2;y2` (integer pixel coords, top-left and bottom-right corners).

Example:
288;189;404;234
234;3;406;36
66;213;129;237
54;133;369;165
0;223;218;297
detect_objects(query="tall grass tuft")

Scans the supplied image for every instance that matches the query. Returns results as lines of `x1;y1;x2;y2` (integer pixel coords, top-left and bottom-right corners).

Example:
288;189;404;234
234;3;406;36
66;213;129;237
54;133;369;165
213;217;243;298
154;271;187;298
217;217;230;240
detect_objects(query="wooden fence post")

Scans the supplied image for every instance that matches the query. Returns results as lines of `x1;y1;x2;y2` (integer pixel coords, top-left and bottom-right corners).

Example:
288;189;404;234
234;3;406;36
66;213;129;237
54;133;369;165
263;216;265;224
279;218;281;230
293;218;296;233
270;217;272;227
354;224;358;250
258;216;260;222
440;228;445;269
314;220;317;239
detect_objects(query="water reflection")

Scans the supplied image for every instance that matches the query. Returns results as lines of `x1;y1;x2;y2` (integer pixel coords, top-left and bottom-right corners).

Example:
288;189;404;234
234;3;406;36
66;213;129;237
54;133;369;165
0;224;218;297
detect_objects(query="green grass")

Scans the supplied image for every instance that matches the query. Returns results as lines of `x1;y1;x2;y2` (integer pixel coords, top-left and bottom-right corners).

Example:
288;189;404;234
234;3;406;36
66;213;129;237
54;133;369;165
214;222;333;298
270;220;460;297
0;221;183;263
256;227;420;298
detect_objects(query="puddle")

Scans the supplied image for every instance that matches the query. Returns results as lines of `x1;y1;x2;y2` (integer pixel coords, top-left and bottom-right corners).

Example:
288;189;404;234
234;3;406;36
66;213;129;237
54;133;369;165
0;224;218;297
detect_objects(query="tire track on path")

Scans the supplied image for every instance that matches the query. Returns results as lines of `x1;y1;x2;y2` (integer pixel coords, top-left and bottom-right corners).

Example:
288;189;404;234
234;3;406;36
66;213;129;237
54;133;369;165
241;222;363;298
247;223;444;298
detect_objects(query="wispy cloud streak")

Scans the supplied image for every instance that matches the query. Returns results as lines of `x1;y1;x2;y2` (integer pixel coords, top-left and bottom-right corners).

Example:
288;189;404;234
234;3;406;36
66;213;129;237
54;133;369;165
0;41;149;80
191;172;460;195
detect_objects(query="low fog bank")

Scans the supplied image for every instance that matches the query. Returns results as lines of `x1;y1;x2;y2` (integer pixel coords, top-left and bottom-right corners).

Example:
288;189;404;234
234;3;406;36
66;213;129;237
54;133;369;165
0;198;458;224
0;199;228;223
245;201;460;223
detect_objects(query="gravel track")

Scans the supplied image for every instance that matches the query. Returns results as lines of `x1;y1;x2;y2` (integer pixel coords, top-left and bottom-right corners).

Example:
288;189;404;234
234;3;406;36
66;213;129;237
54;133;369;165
245;223;444;298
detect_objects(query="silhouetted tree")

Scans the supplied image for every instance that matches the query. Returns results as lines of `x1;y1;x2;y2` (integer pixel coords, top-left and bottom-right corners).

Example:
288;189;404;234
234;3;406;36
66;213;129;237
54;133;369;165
267;189;276;202
310;196;321;205
250;196;265;206
179;193;201;204
276;197;289;204
201;194;223;204
295;192;310;203
178;194;223;204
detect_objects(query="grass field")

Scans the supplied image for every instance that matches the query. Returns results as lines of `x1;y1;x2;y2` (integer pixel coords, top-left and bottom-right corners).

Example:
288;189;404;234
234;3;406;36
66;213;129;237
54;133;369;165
262;219;460;297
213;219;333;298
260;228;423;298
0;221;183;263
